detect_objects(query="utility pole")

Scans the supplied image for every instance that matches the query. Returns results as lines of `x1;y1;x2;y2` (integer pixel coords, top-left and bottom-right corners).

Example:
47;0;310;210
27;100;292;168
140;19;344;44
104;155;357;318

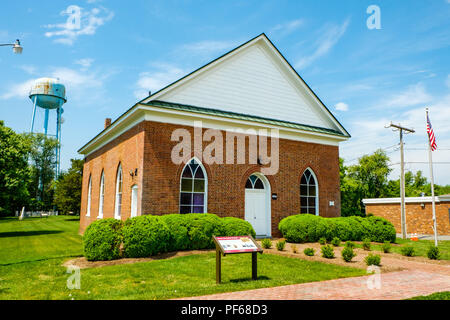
386;122;415;239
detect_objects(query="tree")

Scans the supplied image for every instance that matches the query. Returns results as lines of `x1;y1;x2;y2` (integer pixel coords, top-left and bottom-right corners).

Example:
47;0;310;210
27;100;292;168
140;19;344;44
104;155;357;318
24;133;59;211
54;159;83;215
340;149;391;216
0;121;32;216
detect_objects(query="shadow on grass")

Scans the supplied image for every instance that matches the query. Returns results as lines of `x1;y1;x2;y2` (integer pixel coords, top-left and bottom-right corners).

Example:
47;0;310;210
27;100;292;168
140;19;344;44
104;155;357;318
63;218;80;222
229;275;270;283
0;230;63;238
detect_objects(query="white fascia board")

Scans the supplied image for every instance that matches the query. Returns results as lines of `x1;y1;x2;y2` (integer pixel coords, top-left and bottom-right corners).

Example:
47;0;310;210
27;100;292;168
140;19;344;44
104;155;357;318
79;104;347;157
362;197;442;204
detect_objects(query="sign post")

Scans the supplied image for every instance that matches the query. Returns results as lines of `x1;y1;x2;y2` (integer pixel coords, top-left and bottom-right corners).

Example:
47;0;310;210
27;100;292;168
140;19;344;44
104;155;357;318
213;235;263;284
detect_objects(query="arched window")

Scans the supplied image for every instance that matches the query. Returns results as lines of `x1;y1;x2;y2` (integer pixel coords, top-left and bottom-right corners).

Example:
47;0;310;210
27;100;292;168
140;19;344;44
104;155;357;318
98;170;105;218
86;175;92;216
179;158;207;214
300;168;318;215
245;174;265;189
114;164;123;219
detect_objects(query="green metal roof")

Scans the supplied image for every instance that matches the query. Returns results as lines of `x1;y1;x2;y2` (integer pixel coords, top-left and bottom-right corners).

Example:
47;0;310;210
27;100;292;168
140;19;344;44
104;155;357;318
141;100;348;137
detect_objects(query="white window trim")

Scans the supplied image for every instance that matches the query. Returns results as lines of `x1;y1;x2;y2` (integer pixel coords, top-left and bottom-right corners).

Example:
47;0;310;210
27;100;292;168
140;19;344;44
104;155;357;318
179;157;208;213
300;168;319;216
114;164;123;220
86;175;91;217
98;171;105;219
130;184;138;218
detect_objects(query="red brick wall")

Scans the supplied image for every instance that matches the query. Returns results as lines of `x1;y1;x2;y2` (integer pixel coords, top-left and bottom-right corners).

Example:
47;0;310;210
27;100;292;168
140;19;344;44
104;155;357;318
79;120;342;236
365;202;450;235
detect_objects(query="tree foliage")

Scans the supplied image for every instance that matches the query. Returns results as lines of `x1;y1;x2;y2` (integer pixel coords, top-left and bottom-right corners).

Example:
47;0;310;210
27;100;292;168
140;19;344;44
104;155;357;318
54;159;83;214
0;121;32;216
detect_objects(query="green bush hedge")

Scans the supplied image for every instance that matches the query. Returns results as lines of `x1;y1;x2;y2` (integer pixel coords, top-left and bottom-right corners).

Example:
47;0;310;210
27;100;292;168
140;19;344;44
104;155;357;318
122;215;172;258
84;214;256;261
83;218;123;261
279;214;396;243
221;217;256;238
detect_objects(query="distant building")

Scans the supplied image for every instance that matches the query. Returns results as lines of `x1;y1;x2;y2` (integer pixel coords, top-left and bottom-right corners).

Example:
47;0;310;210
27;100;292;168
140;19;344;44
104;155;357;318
77;34;350;237
363;195;450;235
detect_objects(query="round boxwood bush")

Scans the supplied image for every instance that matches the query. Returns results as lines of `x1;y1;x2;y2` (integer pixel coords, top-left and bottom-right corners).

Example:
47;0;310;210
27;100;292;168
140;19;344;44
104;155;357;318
366;216;396;242
160;214;191;251
187;213;224;249
122;215;171;258
83;218;123;261
221;217;256;237
279;214;322;243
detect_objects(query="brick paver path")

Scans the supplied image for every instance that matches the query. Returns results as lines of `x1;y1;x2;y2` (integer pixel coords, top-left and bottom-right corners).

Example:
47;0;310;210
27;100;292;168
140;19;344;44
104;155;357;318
182;270;450;300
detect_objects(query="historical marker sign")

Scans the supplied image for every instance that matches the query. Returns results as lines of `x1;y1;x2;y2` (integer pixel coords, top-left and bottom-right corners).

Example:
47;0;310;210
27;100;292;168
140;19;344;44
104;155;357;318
213;235;263;284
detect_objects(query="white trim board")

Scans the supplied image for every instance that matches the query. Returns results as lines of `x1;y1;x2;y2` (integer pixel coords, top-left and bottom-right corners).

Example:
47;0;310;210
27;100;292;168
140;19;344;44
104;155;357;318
79;104;346;157
362;196;450;204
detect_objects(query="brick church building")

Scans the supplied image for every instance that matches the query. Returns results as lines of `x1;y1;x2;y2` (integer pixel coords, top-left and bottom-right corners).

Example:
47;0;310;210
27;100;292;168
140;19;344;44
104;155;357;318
78;34;350;237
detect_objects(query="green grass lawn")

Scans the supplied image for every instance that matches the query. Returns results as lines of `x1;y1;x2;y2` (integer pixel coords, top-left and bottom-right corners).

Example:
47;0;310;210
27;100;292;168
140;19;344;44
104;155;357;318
0;215;367;300
353;238;450;260
408;291;450;300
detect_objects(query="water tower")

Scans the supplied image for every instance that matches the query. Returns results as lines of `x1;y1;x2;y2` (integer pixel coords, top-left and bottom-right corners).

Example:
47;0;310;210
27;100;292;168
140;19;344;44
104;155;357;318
29;77;67;177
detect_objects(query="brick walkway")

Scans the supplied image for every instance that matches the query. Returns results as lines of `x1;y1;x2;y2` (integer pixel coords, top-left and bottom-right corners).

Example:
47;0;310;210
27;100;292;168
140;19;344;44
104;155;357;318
181;270;450;300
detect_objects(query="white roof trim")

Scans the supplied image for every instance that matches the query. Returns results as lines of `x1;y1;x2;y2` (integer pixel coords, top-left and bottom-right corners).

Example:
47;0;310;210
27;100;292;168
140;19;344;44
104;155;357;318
79;103;347;156
362;196;450;204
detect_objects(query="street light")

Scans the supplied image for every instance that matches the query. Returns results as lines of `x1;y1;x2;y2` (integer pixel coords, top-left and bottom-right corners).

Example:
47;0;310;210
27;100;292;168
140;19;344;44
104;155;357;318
0;39;23;54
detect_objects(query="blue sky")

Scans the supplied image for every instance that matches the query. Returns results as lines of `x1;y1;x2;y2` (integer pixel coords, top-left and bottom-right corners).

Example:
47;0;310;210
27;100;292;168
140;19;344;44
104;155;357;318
1;0;449;184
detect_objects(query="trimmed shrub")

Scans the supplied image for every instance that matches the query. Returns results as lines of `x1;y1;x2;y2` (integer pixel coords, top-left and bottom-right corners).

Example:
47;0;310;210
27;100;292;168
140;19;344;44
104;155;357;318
362;238;371;251
221;217;256;237
401;246;415;257
427;246;440;260
321;245;335;259
261;238;272;249
345;241;355;249
278;214;322;243
160;213;224;250
83;218;123;261
276;240;286;251
122;215;171;258
319;237;327;245
278;214;396;244
382;241;392;253
365;253;381;266
342;246;356;262
331;237;341;247
304;247;315;256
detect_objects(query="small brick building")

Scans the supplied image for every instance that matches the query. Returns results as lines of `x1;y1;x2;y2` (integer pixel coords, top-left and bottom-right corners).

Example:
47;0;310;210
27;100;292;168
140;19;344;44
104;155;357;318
363;195;450;235
78;34;350;237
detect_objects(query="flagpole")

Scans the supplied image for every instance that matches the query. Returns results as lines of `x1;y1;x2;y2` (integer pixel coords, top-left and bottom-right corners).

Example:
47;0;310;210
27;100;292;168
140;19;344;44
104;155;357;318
426;108;438;247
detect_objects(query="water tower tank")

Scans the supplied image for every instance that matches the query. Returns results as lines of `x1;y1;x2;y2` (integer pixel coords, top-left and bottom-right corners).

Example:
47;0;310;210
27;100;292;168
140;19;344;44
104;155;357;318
29;77;66;109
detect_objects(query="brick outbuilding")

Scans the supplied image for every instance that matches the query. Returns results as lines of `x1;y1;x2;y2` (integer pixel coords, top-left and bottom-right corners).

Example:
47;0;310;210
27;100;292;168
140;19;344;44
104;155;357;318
78;34;350;237
363;195;450;236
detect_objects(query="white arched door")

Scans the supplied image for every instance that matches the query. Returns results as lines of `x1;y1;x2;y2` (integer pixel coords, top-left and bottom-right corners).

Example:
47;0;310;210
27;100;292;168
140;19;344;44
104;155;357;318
245;173;271;237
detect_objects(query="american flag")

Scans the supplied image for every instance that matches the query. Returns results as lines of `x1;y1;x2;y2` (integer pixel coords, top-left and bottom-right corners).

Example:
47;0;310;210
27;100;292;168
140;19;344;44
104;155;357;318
427;113;437;151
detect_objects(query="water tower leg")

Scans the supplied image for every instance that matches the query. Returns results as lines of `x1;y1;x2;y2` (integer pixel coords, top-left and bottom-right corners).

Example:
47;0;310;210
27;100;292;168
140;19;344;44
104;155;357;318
55;107;62;178
44;109;49;135
30;98;37;133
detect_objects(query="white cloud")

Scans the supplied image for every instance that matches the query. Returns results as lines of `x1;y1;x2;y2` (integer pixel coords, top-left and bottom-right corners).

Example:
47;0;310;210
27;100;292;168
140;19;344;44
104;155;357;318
18;65;37;75
270;19;304;37
1;65;112;101
181;40;237;57
295;19;349;69
134;63;185;99
384;83;432;108
74;58;94;68
44;5;113;45
335;102;349;111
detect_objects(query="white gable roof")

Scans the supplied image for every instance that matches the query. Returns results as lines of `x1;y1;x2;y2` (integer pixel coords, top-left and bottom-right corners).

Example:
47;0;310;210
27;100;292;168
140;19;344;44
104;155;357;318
142;33;349;136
